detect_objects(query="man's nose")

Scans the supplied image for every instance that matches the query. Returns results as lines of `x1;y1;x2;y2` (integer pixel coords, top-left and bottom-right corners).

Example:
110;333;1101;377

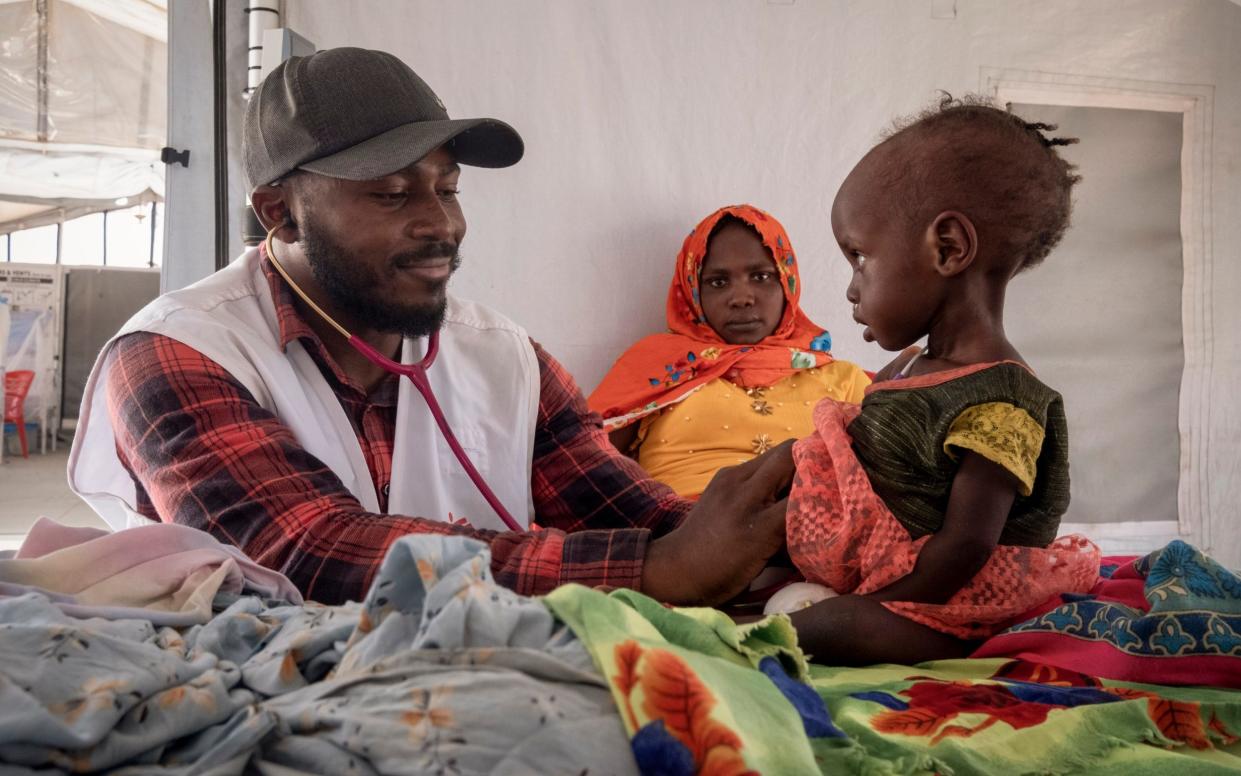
406;197;456;243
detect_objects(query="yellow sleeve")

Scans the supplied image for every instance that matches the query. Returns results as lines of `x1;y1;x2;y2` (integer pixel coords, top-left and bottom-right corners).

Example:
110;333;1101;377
943;402;1045;496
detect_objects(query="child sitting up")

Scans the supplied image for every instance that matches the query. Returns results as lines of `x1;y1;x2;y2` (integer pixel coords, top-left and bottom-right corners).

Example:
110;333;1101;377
778;96;1101;666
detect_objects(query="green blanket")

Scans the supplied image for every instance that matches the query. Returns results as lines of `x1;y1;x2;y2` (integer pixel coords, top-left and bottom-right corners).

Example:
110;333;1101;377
546;584;1241;775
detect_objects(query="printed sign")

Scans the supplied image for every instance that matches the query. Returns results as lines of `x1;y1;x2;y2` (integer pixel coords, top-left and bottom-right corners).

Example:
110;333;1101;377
0;265;60;312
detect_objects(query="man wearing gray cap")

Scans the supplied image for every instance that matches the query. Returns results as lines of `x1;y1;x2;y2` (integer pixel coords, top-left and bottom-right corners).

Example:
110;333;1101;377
69;47;791;607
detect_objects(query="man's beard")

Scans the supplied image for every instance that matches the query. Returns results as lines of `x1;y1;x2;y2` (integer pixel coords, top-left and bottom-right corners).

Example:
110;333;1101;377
299;222;461;339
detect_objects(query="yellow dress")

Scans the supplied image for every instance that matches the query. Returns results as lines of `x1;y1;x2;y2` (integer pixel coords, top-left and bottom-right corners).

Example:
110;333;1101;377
634;362;871;497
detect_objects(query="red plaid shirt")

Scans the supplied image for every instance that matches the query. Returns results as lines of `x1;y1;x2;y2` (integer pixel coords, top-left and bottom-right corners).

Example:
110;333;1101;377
103;258;690;604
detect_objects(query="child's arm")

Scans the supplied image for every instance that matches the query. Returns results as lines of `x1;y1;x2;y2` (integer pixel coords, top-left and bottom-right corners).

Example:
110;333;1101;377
864;451;1018;604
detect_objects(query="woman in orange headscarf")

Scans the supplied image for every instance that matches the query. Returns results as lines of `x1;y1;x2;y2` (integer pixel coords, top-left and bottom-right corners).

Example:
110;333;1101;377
589;204;870;498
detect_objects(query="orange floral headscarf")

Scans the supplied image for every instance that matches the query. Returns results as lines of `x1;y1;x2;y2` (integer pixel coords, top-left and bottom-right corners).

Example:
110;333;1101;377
588;204;835;426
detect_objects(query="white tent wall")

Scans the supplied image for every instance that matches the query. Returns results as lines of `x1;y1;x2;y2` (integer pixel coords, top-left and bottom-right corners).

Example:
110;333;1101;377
272;0;1241;564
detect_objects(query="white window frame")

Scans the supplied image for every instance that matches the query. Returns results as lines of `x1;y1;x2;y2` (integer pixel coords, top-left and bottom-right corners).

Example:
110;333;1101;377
980;68;1215;556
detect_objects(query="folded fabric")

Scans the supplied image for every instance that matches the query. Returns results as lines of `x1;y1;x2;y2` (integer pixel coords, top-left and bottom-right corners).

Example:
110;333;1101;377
974;540;1241;688
546;570;1241;776
546;583;831;774
0;535;635;774
809;657;1241;775
0;517;302;626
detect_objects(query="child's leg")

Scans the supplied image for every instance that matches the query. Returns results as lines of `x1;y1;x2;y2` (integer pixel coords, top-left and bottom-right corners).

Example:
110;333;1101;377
788;594;974;666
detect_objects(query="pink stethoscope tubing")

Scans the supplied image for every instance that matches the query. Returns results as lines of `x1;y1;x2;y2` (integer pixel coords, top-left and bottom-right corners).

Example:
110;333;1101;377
263;229;523;532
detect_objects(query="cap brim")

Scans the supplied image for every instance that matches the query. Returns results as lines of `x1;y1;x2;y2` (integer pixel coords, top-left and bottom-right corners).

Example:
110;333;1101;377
298;117;524;180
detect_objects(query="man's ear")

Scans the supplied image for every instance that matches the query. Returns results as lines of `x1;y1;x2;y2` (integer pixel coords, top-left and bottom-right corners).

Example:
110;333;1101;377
249;184;299;243
928;210;977;278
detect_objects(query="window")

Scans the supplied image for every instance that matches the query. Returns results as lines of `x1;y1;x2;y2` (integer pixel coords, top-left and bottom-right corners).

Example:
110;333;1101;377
105;205;157;268
60;213;105;266
9;224;59;264
984;67;1215;557
2;202;162;268
1004;104;1183;533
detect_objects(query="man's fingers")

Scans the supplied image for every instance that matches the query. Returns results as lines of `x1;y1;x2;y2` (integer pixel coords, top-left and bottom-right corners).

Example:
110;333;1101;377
741;439;796;494
699;439;796;510
753;496;789;529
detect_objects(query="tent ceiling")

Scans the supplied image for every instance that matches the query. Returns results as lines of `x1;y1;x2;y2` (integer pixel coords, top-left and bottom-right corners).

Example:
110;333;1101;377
0;0;166;234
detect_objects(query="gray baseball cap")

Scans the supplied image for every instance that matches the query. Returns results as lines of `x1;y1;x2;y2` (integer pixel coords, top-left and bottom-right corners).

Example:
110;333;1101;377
243;47;524;191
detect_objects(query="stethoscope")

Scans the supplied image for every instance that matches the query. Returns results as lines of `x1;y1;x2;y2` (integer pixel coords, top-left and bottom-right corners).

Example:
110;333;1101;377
263;227;523;532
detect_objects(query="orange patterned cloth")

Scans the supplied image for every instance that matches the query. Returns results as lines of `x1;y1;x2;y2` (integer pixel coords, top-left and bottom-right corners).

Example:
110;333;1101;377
787;397;1100;640
588;204;837;427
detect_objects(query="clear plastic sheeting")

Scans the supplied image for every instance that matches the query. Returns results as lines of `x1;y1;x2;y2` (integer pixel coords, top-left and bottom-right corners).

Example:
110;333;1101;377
0;1;40;144
0;0;166;149
0;0;166;234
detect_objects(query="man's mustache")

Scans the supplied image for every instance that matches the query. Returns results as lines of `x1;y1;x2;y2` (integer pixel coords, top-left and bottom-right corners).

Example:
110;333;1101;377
392;242;460;266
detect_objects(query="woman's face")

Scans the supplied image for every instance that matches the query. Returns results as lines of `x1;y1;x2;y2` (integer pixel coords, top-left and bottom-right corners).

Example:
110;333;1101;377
699;222;786;345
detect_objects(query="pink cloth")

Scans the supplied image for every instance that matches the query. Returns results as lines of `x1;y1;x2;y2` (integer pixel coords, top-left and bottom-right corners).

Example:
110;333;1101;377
786;398;1100;639
0;517;301;625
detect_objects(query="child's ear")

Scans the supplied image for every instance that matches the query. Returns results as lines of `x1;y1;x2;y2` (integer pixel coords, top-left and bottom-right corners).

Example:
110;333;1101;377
928;211;977;278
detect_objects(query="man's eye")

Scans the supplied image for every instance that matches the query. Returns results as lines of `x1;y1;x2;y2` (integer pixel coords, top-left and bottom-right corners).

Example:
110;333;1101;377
372;192;407;202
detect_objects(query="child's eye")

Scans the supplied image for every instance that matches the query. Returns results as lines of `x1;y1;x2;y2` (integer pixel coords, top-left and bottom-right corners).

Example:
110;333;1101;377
854;252;869;268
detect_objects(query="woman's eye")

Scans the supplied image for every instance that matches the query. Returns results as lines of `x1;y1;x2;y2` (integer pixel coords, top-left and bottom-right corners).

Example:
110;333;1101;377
706;278;727;289
753;272;774;282
439;188;460;199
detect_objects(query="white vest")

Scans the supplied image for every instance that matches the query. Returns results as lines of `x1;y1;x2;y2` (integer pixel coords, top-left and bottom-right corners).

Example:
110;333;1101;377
69;248;539;533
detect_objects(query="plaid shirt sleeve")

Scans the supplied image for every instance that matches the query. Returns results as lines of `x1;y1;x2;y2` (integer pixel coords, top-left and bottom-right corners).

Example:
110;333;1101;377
493;342;692;595
104;332;690;604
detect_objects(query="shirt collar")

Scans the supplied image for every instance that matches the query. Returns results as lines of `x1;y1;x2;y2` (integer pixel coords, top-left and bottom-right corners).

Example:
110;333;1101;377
258;244;399;404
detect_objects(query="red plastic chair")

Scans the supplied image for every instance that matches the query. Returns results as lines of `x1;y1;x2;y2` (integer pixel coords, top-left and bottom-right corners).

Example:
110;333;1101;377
3;370;35;459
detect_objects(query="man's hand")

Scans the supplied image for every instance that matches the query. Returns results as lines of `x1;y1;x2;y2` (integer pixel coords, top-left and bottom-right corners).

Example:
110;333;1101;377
641;440;795;606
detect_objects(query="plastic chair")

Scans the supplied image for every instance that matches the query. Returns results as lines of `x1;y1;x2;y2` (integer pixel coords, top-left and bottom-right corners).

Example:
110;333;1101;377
3;370;35;459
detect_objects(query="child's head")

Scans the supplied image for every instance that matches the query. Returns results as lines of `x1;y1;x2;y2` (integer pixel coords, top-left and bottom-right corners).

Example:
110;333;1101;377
831;94;1080;351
